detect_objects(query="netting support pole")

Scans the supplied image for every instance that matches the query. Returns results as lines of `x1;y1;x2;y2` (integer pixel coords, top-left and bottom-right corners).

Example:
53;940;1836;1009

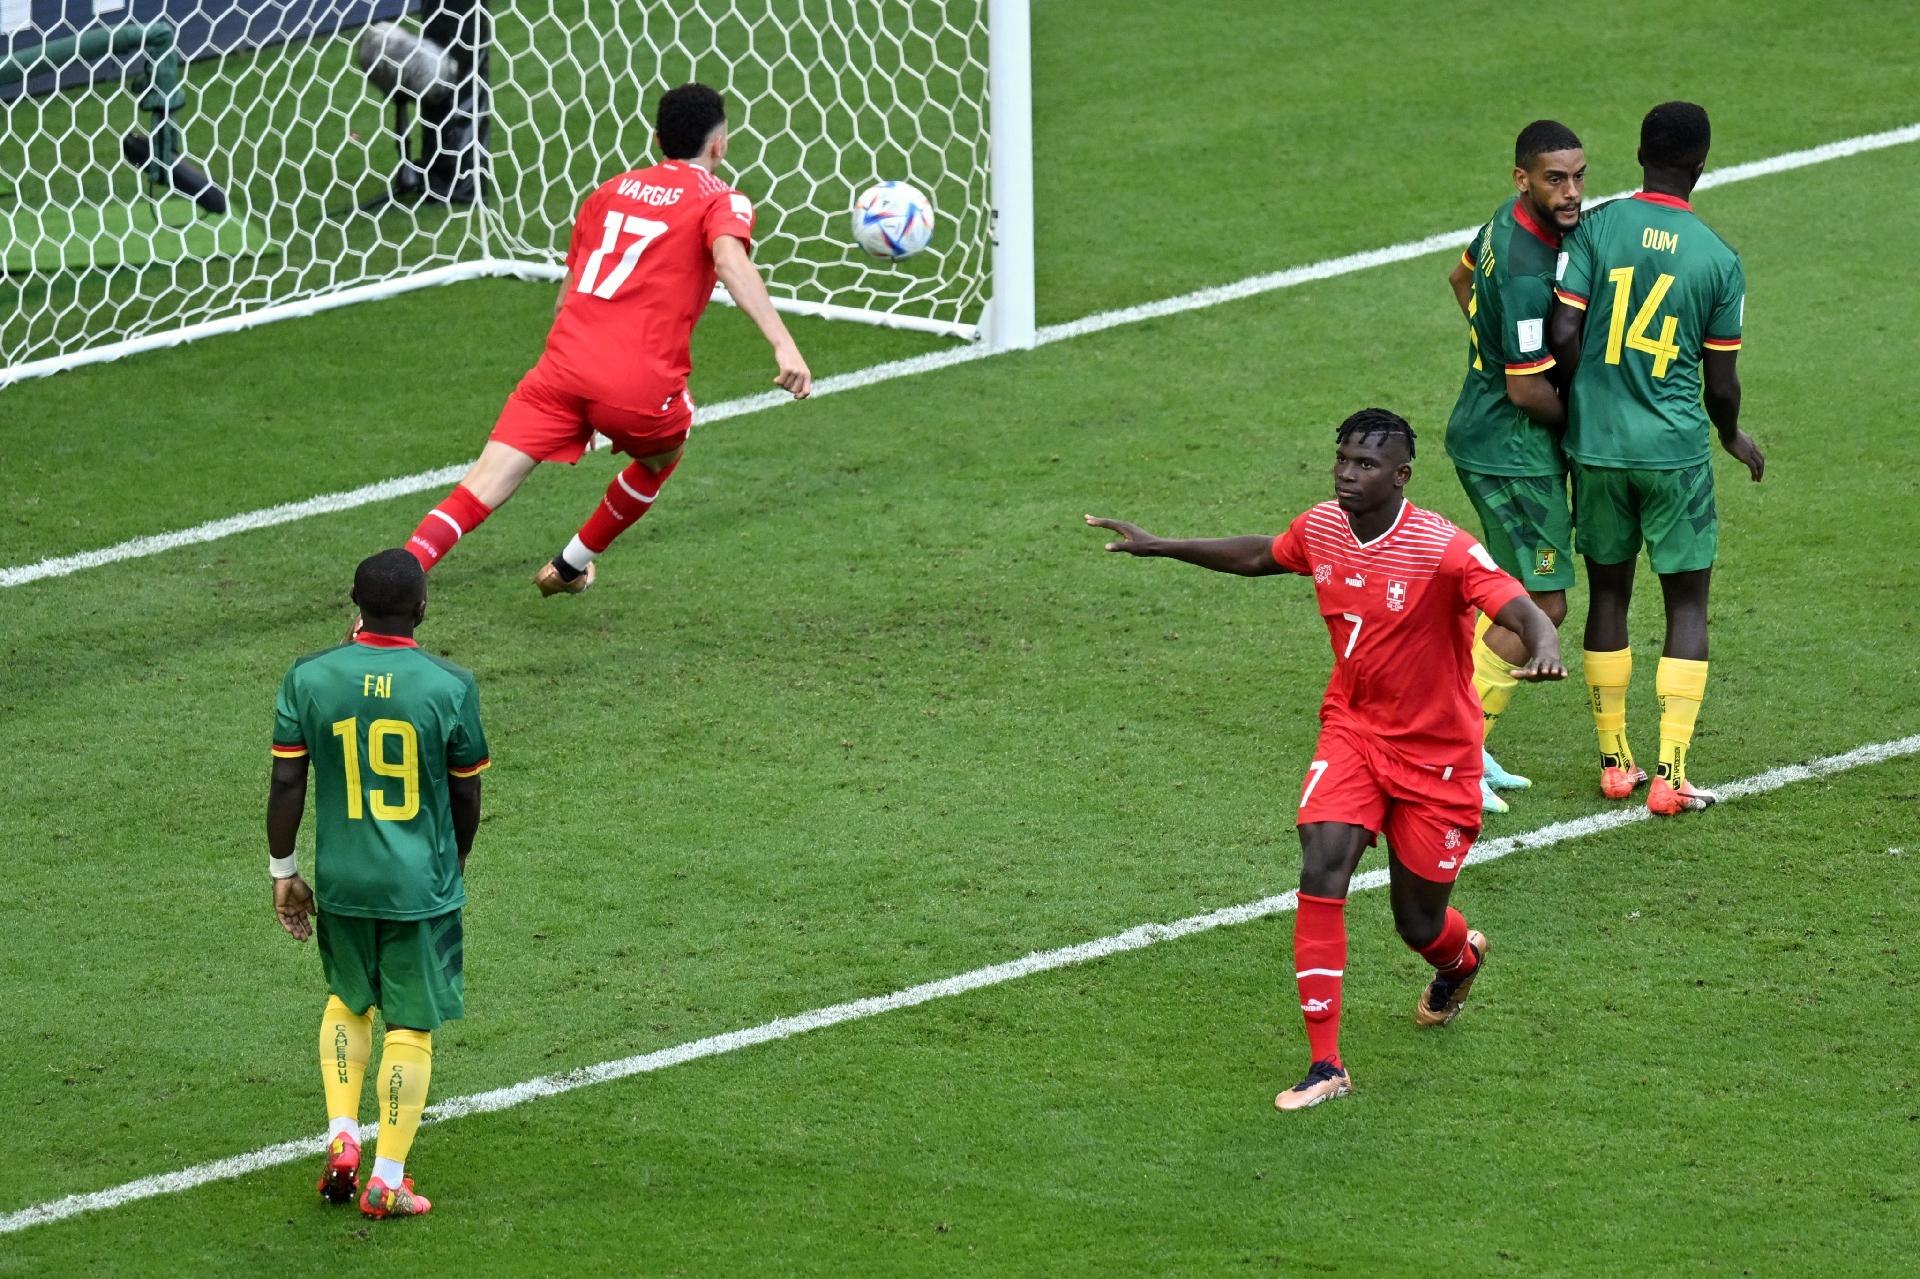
985;0;1035;350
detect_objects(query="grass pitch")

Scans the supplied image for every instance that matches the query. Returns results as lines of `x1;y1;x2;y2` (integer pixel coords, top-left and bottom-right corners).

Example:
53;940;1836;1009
3;1;1918;1273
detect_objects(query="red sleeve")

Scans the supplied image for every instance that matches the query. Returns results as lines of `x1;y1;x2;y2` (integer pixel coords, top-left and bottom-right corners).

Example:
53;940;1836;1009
1447;530;1527;618
1270;512;1313;575
703;188;756;252
566;189;602;273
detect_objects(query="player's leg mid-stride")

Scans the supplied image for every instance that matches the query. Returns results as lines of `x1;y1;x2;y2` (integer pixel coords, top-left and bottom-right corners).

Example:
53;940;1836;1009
1278;798;1490;1112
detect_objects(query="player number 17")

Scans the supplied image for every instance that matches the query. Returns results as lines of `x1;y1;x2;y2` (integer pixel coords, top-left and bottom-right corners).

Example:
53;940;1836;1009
576;211;669;299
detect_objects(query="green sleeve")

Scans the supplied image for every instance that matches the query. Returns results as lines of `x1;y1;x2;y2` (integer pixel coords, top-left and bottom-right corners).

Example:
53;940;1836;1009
448;675;490;774
1706;254;1746;345
272;665;306;754
1494;271;1555;370
1555;222;1593;306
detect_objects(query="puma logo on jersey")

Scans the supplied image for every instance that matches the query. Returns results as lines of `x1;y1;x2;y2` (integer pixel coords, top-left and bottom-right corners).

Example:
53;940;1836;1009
1345;573;1366;588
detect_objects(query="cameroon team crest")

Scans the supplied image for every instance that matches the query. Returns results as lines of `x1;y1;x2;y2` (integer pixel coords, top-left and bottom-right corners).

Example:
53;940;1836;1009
1535;547;1557;576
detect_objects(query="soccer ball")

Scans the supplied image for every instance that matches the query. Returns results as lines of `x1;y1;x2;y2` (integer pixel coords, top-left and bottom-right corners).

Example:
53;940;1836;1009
356;22;456;107
851;181;935;259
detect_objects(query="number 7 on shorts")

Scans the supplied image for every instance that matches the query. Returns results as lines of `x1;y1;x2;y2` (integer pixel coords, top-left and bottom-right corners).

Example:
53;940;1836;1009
1300;759;1329;809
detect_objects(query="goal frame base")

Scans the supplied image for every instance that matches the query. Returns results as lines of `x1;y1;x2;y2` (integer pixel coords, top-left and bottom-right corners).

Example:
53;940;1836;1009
0;257;977;389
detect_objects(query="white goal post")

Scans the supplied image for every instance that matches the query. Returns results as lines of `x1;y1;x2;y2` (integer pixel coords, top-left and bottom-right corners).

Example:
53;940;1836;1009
0;0;1035;389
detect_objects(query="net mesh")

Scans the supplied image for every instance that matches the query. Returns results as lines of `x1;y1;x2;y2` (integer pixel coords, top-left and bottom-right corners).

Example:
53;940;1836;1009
0;0;991;379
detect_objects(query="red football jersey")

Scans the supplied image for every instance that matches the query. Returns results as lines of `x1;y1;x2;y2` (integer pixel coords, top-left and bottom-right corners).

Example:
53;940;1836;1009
534;160;757;410
1271;499;1526;768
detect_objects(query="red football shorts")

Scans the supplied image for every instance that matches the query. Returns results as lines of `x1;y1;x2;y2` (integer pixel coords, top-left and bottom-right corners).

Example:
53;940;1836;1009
490;372;693;464
1295;724;1482;883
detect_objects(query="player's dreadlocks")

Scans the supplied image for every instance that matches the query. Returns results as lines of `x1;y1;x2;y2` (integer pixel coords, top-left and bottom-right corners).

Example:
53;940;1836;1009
353;547;427;618
1515;119;1582;169
656;83;728;160
1335;407;1416;460
1640;101;1711;174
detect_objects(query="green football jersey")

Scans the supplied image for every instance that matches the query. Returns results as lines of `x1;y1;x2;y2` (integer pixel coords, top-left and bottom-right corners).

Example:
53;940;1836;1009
1445;195;1567;477
1556;193;1745;469
272;635;489;920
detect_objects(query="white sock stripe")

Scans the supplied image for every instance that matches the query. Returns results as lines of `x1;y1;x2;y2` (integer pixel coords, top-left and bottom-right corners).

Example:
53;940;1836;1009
427;508;464;538
1294;967;1344;978
615;471;658;505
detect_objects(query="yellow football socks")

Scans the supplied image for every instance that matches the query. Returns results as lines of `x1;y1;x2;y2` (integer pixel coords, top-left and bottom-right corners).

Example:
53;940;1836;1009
1656;657;1709;785
319;996;372;1131
1583;647;1635;770
1471;613;1520;739
374;1029;433;1175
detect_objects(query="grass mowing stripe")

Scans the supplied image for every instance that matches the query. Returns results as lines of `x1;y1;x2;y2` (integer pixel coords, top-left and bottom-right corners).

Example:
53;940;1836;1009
4;120;1915;592
5;730;1914;1237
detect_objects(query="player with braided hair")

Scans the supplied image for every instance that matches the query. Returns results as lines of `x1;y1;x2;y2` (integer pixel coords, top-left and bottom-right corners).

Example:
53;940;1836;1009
1086;407;1565;1110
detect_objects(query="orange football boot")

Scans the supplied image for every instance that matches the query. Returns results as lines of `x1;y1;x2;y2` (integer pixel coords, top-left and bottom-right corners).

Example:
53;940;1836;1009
1647;776;1720;815
1600;762;1648;800
315;1131;360;1205
360;1176;432;1219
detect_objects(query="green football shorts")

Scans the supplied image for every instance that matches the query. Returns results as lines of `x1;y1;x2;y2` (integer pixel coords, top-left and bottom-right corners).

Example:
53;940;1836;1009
1454;468;1576;592
317;910;464;1031
1571;460;1717;574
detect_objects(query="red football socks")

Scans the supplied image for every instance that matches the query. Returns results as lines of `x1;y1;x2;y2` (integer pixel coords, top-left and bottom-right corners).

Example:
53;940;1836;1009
574;457;680;557
406;484;493;570
1415;906;1479;978
1293;893;1347;1067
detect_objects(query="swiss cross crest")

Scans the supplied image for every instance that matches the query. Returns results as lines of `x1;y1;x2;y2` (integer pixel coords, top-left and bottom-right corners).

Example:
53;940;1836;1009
1444;827;1463;850
1386;579;1408;611
1313;563;1332;585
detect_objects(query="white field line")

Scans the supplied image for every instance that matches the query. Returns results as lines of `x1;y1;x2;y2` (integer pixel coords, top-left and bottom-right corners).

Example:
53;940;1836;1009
4;731;1915;1237
4;120;1916;592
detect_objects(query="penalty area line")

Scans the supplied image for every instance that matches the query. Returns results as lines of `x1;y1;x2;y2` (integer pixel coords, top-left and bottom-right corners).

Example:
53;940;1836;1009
3;120;1916;591
3;730;1915;1236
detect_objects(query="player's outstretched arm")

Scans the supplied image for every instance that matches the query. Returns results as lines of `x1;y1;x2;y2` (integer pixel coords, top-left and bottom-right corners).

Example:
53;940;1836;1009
1492;595;1568;682
1085;515;1282;576
1704;348;1763;482
712;235;812;399
266;756;315;942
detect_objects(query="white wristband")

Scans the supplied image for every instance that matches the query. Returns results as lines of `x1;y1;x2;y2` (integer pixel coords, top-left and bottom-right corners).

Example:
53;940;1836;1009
269;854;299;880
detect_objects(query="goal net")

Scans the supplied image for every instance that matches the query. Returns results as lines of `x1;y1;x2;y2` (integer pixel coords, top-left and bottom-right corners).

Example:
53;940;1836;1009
0;0;1031;387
